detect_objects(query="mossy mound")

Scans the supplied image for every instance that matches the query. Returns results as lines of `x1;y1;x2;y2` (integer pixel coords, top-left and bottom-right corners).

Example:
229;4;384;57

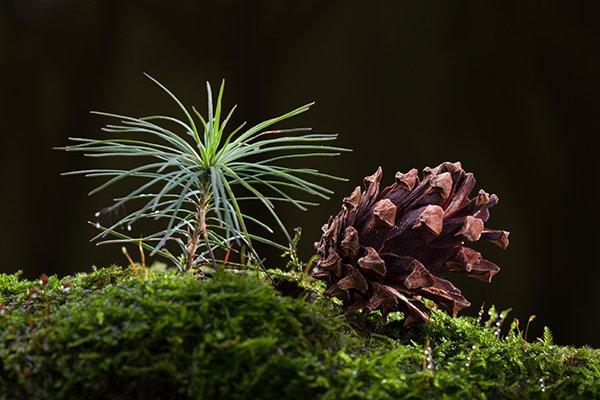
1;266;598;399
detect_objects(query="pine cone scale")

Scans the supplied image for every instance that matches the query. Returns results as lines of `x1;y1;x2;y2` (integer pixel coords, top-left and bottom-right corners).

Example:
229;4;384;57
357;247;387;276
480;229;510;249
337;265;369;293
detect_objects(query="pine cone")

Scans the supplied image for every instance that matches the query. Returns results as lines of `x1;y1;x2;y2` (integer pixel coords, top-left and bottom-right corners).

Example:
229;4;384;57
313;162;509;326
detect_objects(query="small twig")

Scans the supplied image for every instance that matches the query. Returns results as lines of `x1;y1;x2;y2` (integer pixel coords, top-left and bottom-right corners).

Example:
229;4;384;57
122;247;144;285
223;243;233;268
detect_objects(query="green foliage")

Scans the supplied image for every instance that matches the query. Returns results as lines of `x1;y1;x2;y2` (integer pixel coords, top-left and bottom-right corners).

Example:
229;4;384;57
1;267;598;399
59;75;347;271
280;227;307;273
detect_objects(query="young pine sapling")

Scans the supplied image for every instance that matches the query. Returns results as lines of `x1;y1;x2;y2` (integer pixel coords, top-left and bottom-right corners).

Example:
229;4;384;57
60;75;348;272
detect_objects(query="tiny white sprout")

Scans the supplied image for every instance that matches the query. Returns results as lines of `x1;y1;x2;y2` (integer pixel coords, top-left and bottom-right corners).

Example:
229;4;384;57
95;222;100;229
127;224;132;232
94;211;101;217
121;247;127;254
472;345;477;350
465;362;470;367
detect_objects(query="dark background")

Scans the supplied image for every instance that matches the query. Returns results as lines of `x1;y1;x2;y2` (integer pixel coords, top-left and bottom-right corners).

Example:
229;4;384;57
1;1;598;346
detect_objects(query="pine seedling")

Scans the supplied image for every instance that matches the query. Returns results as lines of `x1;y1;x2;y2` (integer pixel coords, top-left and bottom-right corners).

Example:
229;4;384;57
59;75;348;271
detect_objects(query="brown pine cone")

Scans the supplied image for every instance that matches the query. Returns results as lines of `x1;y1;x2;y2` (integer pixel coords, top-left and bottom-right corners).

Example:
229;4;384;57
313;162;509;326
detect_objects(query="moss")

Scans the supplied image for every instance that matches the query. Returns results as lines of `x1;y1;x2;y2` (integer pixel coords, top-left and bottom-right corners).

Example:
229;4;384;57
0;267;598;399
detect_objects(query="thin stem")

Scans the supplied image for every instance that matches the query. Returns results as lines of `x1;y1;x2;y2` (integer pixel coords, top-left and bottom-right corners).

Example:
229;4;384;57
185;194;217;271
200;206;217;271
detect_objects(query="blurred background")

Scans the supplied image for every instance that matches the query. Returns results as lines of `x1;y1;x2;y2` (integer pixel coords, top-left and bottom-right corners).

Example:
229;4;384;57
1;1;598;346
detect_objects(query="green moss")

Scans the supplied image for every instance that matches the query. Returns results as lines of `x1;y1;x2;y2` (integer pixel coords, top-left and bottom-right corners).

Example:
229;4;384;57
1;267;598;399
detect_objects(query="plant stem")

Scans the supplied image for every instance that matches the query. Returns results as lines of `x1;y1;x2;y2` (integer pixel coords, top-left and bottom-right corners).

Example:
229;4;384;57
185;197;217;271
200;206;218;271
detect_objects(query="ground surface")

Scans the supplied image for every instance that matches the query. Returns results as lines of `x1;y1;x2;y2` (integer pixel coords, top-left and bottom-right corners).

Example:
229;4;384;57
1;265;598;399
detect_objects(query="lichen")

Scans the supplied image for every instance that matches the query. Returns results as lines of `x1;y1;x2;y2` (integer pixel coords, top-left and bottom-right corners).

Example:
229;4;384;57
1;267;598;399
